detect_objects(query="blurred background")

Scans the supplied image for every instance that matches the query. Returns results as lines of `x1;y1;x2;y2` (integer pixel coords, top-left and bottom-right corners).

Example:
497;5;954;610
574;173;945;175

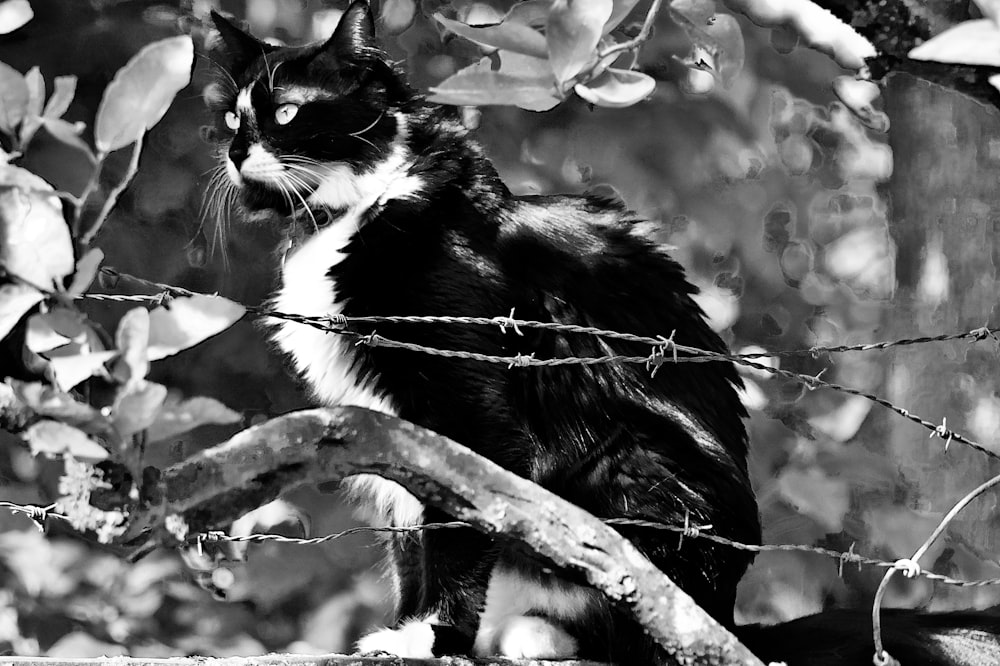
2;0;1000;658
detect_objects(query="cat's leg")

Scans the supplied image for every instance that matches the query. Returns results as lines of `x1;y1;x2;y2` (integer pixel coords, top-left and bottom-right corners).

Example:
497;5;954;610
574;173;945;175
472;563;597;660
357;507;497;657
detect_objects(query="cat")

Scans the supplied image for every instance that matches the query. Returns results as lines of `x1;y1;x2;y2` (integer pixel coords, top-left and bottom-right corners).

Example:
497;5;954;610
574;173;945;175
208;3;758;662
207;3;1000;665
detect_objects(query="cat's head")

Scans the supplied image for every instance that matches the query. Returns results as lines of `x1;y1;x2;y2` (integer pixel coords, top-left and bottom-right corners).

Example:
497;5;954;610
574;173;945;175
207;1;415;223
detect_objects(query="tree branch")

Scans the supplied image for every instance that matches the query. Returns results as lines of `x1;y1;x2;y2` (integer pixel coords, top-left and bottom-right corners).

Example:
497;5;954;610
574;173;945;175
115;407;765;666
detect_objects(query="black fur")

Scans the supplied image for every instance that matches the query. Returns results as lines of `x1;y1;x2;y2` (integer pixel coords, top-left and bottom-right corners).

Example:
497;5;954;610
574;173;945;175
209;3;1000;664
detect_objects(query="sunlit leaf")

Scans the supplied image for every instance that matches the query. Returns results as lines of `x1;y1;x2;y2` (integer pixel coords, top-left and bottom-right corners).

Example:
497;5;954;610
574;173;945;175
68;248;104;296
908;19;1000;67
94;35;194;154
147;395;242;443
0;282;42;340
429;52;561;111
0;60;29;137
505;0;550;27
19;65;43;145
146;294;245;361
114;306;149;386
24;420;109;463
11;380;113;434
605;0;641;34
702;13;744;86
380;0;416;34
40;118;95;162
43;75;76;120
547;0;613;84
111;380;167;438
973;0;1000;27
434;13;548;59
574;67;655;107
25;312;71;354
48;351;116;392
0;164;74;291
0;0;32;34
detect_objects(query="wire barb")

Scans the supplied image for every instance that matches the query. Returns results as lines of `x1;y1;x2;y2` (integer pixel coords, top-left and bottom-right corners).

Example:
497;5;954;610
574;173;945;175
646;331;677;377
494;308;524;336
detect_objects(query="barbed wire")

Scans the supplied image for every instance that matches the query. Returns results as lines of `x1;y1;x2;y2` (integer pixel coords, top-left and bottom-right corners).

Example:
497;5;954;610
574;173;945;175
79;267;1000;461
4;499;999;590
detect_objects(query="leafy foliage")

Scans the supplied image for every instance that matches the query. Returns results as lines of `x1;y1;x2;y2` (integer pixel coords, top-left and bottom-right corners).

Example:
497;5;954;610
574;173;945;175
1;0;1000;660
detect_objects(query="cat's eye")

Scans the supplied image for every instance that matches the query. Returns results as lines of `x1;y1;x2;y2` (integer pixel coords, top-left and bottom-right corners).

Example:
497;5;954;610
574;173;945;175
274;103;299;126
224;111;240;131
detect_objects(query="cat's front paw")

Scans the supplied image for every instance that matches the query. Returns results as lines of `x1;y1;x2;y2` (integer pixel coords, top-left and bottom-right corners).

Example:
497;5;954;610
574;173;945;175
356;618;436;658
482;615;578;659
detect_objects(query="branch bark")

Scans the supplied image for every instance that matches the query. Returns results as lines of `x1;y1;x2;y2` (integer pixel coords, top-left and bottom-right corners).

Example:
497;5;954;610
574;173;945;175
115;407;764;666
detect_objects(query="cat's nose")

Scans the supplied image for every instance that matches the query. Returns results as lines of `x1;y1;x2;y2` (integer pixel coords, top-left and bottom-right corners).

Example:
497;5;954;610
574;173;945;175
228;142;248;169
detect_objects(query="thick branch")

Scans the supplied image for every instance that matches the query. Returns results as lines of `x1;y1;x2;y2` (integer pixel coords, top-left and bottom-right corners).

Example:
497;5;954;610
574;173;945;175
119;407;764;666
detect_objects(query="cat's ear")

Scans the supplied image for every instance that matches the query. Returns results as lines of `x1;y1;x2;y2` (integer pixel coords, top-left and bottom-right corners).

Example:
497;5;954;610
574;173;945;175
323;0;378;63
210;10;272;72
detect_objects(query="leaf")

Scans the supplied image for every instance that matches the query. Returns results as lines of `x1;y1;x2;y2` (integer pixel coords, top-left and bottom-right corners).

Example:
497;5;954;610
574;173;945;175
11;380;114;435
605;0;641;34
113;306;150;387
974;0;1000;27
94;35;193;155
0;165;74;291
428;52;562;111
381;0;416;34
908;19;1000;66
111;381;167;438
24;420;109;463
68;248;104;295
48;351;116;392
546;0;613;84
702;13;744;86
0;282;42;339
0;0;31;35
434;13;548;59
25;312;71;354
146;294;245;361
19;66;43;146
574;67;655;107
40;118;95;162
43;75;76;120
147;395;242;443
0;60;29;137
505;0;551;27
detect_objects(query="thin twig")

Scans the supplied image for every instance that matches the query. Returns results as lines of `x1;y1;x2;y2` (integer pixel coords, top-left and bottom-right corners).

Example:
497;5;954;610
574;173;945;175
598;0;665;62
80;133;145;248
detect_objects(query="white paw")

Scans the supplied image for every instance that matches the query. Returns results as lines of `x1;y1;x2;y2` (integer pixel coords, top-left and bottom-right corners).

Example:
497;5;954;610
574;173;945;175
489;615;578;659
356;619;436;658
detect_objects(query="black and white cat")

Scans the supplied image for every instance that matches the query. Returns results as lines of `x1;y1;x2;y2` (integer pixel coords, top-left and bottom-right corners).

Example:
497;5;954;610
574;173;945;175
208;4;758;663
207;4;1000;665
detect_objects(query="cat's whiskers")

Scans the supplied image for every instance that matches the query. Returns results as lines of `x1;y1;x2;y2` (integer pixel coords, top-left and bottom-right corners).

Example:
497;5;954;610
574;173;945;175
199;163;238;266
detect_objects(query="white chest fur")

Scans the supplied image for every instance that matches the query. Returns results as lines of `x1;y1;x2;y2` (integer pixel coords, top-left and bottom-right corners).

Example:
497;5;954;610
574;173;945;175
266;124;425;528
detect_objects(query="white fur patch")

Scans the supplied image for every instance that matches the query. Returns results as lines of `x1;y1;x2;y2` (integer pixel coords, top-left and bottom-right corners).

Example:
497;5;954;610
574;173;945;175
307;112;424;211
489;616;578;659
357;616;437;658
265;114;427;528
236;87;254;117
473;566;593;657
239;144;284;184
342;473;423;528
